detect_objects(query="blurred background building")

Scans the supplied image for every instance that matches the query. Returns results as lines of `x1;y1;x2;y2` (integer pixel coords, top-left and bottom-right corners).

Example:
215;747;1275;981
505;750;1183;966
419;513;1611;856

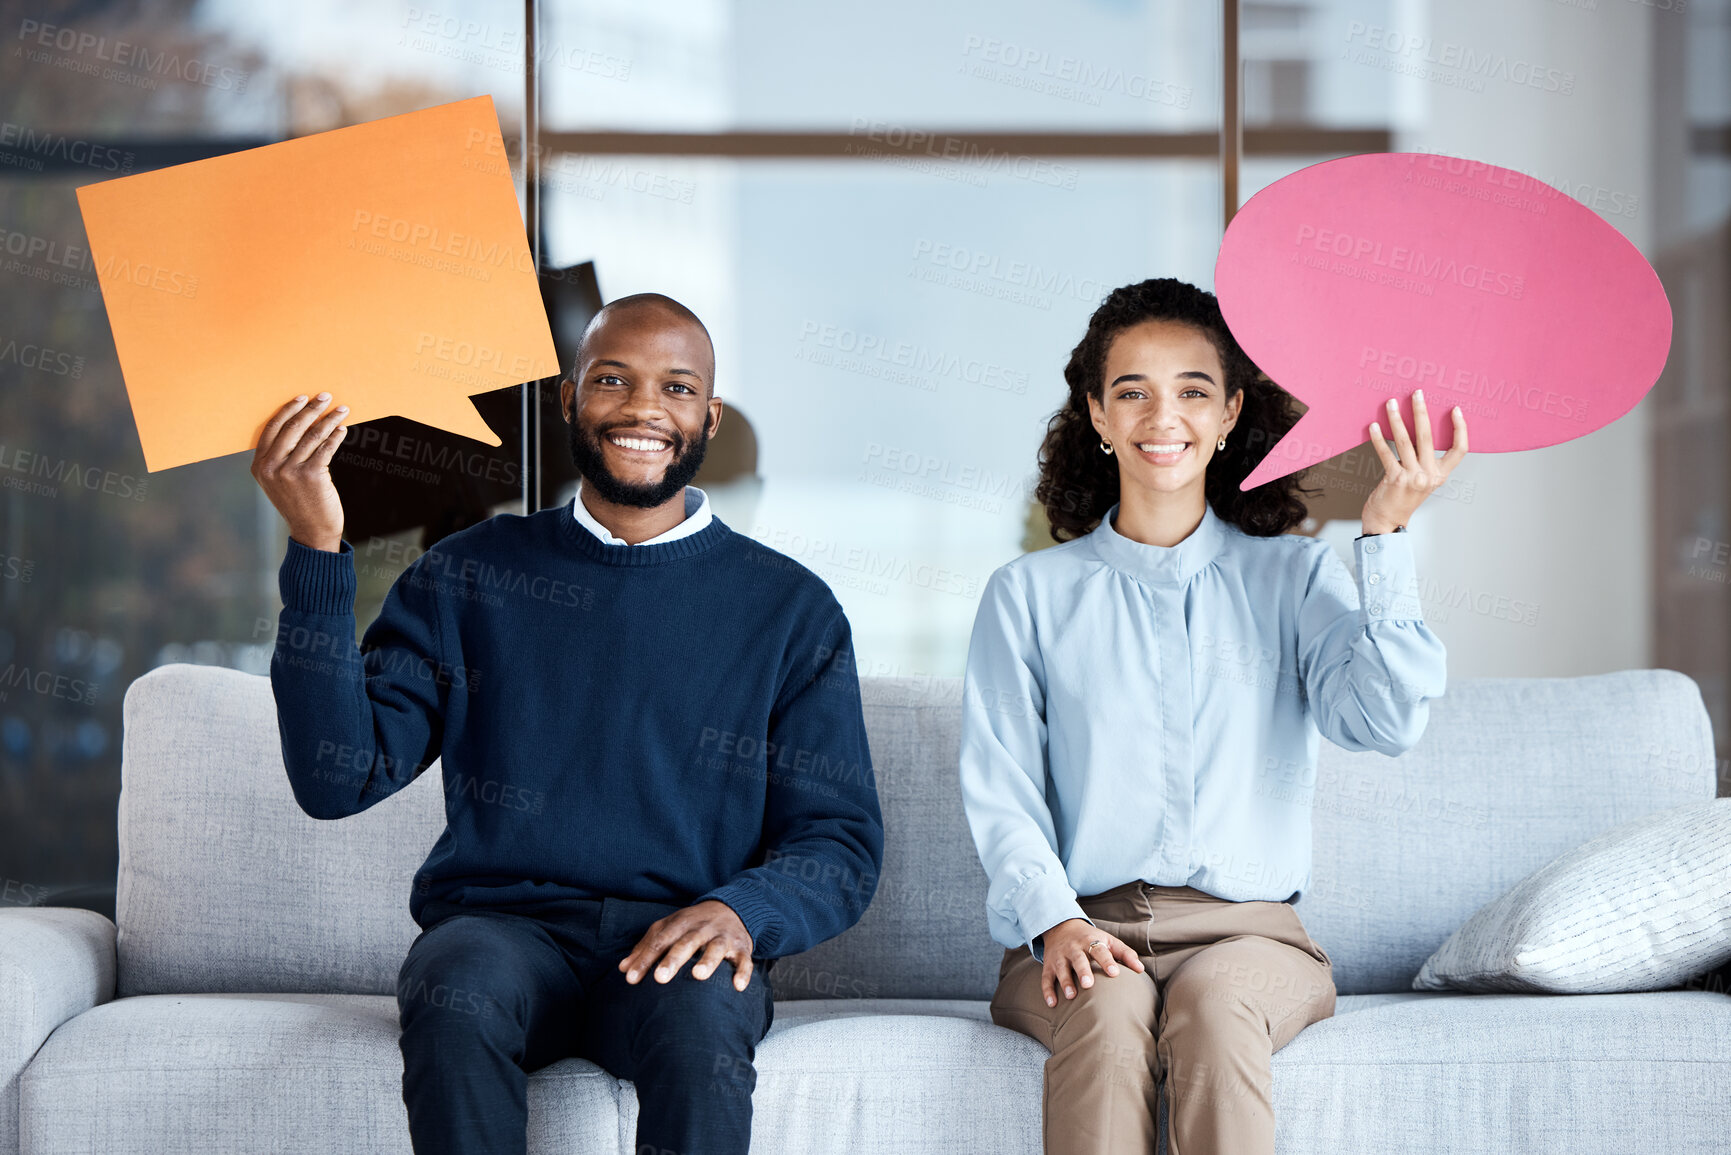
1;0;1726;917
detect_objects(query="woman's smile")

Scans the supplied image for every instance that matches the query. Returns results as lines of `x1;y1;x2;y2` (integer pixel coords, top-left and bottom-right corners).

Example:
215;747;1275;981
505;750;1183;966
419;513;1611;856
1136;439;1191;465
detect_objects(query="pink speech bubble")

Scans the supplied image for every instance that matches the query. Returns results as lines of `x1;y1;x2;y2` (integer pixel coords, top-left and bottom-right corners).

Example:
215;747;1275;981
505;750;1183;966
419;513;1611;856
1215;152;1672;491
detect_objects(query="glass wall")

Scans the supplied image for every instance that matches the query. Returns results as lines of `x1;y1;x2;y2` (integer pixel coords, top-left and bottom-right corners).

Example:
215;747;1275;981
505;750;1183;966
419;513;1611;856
0;0;527;910
3;0;1726;918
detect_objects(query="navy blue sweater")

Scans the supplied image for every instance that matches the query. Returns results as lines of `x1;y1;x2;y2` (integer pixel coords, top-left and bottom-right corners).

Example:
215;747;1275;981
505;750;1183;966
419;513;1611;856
269;503;884;958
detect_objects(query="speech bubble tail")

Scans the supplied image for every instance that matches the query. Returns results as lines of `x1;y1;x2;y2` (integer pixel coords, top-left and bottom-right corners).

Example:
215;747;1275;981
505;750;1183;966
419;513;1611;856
405;390;503;447
1240;408;1357;491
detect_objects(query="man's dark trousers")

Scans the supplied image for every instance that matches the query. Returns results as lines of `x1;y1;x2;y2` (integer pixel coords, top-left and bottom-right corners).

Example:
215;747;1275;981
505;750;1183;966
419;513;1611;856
396;893;776;1155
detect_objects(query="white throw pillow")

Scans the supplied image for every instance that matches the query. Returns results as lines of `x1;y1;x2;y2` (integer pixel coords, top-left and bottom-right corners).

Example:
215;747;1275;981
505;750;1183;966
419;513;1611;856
1414;799;1731;994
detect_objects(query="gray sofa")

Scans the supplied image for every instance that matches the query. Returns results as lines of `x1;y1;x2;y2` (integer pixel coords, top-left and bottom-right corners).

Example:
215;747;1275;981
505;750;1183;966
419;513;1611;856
4;663;1729;1154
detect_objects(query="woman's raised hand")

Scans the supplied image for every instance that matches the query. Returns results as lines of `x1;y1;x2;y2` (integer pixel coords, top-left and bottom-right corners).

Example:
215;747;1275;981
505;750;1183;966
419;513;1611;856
1037;918;1146;1007
1362;389;1469;535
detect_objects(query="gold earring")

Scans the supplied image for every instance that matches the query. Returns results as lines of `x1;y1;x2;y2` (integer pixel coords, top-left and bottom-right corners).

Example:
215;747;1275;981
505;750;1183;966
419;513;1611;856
1217;436;1227;451
1100;438;1114;455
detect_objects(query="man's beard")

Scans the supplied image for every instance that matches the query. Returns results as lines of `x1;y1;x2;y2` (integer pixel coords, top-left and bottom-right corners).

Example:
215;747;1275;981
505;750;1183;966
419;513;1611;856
568;415;710;509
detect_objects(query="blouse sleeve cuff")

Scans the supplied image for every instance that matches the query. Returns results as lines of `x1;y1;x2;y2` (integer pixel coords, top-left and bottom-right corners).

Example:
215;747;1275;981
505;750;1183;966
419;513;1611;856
1352;531;1425;624
1006;872;1091;964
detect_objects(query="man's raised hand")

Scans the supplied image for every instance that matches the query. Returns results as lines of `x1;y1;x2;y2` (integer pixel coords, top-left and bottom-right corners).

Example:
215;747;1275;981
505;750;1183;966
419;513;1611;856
251;393;350;552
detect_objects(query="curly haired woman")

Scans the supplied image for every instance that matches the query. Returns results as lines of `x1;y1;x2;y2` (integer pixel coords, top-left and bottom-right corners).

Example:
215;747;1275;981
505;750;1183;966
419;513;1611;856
959;277;1468;1155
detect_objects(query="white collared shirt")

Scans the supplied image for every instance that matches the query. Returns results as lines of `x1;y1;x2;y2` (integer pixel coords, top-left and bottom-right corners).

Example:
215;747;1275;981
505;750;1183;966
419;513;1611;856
569;480;712;546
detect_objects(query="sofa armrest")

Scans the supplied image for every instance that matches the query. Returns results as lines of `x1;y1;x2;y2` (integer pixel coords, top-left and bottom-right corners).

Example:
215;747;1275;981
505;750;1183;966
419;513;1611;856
0;908;116;1155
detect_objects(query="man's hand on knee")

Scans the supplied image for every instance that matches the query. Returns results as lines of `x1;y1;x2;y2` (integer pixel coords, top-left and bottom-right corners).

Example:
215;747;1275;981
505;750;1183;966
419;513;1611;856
618;899;756;992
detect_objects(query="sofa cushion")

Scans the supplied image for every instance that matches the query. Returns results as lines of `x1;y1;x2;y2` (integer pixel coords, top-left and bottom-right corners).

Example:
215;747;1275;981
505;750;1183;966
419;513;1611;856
764;991;1731;1155
18;993;621;1155
24;991;1730;1154
768;676;1007;1001
18;994;1043;1155
117;665;1716;1000
1297;669;1718;993
1270;990;1731;1154
0;908;116;1155
113;665;1013;1003
666;1001;1046;1154
1414;799;1731;993
116;666;444;997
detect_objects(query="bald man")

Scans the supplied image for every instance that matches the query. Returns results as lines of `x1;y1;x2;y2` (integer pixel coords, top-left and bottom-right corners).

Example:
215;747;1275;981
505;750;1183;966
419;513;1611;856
253;293;884;1155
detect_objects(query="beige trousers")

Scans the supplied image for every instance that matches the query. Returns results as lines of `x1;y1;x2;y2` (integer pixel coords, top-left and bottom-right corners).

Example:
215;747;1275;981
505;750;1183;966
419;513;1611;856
989;881;1336;1155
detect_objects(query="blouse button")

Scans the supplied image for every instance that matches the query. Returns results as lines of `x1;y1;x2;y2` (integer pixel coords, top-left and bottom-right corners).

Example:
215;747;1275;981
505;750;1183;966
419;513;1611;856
1369;601;1385;614
1366;542;1380;554
1368;573;1382;584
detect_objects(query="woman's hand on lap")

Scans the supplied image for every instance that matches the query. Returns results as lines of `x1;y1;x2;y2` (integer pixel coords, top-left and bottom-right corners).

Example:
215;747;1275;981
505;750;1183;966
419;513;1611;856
1037;918;1146;1007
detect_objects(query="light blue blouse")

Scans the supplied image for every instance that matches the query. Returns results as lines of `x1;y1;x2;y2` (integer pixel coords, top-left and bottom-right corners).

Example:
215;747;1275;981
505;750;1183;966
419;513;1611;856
958;500;1447;961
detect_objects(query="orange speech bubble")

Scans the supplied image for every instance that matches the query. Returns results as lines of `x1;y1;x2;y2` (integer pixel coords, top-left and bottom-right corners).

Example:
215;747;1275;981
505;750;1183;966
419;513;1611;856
75;95;557;472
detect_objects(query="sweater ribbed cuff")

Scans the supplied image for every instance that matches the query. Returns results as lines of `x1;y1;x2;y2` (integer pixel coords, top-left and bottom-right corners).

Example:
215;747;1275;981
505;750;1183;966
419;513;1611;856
279;537;357;616
700;880;782;959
